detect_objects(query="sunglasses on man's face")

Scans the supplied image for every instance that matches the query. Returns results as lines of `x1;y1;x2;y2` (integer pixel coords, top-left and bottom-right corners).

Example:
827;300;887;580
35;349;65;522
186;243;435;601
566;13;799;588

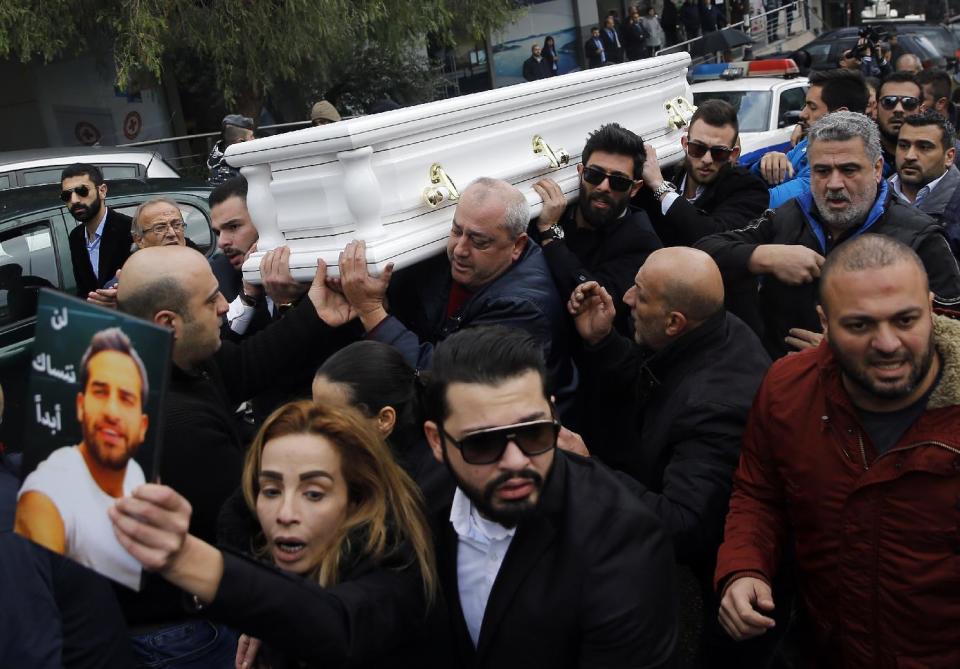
879;95;920;112
581;165;637;192
441;418;560;465
60;185;92;202
685;140;734;162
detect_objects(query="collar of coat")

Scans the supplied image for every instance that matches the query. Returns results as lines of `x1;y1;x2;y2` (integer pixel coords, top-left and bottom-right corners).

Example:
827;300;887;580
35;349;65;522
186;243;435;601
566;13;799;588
797;178;890;253
818;312;960;410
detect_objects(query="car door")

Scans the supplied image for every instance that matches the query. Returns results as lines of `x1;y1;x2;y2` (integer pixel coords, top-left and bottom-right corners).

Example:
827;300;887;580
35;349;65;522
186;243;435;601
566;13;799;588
0;208;72;445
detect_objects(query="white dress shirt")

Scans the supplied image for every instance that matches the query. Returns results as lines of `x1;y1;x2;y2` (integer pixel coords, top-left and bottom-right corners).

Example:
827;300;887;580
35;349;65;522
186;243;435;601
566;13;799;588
660;174;705;214
889;170;950;207
450;487;516;647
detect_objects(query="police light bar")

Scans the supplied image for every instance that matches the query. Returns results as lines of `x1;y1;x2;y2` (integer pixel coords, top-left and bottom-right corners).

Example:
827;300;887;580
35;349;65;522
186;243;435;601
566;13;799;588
690;58;800;82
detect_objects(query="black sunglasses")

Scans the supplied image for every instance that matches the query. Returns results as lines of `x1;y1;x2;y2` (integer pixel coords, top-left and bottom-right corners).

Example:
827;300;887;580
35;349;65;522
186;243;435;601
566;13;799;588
582;166;636;192
440;418;560;465
60;185;92;202
685;140;734;162
879;95;920;112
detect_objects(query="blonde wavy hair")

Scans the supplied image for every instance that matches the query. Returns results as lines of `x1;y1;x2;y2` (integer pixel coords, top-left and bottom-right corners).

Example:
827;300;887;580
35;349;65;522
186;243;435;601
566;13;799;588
241;400;437;602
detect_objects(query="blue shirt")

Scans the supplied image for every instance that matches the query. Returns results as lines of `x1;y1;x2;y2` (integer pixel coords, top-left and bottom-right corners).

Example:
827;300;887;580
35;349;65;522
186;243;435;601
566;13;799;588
83;209;108;281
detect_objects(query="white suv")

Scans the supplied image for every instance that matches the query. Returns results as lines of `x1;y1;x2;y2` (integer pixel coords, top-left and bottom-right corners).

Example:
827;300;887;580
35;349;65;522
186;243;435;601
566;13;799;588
0;146;179;190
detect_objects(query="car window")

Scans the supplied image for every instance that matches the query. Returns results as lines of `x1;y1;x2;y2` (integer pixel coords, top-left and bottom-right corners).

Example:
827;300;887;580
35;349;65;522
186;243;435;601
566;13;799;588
101;165;141;180
0;174;11;191
114;201;212;254
906;28;955;56
692;91;772;133
910;35;944;64
0;222;59;328
778;86;807;127
804;42;833;67
22;167;65;187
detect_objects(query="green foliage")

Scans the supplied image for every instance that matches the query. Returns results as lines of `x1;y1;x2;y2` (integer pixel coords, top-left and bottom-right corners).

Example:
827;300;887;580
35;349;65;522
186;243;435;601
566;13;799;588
0;0;523;115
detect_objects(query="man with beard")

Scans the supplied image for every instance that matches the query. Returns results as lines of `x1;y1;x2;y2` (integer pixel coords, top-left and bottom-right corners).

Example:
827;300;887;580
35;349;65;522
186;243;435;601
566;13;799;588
337;177;577;417
890;111;960;242
62;163;134;300
749;69;870;209
422;325;677;668
697;111;960;359
716;234;960;667
567;247;770;664
634;99;768;248
530;123;662;334
15;328;149;590
877;71;923;178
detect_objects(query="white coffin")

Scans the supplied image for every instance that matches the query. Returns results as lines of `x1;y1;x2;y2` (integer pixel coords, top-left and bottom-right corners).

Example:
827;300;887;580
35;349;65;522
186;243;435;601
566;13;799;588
227;52;695;283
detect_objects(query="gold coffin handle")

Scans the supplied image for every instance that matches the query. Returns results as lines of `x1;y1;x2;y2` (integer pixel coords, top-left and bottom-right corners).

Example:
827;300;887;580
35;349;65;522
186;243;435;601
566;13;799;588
532;135;570;169
422;163;460;208
665;97;697;130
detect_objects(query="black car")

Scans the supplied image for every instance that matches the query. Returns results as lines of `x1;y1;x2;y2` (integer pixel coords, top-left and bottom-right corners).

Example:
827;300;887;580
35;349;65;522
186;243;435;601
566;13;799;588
798;26;947;72
0;178;215;445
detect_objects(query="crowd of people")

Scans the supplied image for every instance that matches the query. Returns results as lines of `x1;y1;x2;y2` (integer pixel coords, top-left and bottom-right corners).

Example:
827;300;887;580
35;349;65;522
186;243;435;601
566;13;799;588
2;54;960;669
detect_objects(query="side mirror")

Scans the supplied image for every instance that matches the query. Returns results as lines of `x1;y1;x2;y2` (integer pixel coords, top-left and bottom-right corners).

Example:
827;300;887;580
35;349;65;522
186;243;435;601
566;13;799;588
779;110;802;128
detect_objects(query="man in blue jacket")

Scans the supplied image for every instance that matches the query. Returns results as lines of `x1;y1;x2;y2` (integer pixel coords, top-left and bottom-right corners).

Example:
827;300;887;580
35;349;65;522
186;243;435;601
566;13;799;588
750;69;870;209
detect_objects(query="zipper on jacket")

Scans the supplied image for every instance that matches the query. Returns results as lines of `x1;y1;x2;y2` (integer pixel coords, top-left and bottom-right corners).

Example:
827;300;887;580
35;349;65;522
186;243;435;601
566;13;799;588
882;440;960;459
857;432;869;470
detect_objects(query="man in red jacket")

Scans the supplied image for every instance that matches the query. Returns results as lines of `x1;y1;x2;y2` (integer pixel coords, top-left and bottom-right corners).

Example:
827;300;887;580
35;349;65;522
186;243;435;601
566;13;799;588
715;233;960;668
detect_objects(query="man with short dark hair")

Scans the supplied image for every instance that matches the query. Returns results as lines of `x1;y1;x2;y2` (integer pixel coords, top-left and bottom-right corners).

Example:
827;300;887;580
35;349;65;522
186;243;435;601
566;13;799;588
522;44;549;81
16;328;149;590
877;71;924;177
584;26;606;68
917;68;960;130
423;325;677;668
530;123;662;332
207;114;255;185
62;163;133;300
751;69;870;208
891;110;960;257
716;233;960;667
698;111;960;358
636;99;768;247
338;177;577;414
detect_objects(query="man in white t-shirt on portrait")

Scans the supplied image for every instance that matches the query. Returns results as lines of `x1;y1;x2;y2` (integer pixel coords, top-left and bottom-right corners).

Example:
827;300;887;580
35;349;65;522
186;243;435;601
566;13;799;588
16;327;149;590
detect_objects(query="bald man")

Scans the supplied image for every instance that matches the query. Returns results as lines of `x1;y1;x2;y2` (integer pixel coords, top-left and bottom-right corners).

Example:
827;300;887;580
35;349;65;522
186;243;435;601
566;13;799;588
115;246;355;662
568;246;770;577
895;53;922;75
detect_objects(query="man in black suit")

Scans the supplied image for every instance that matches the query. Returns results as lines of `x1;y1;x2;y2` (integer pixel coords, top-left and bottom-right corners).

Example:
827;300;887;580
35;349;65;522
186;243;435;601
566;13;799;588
634;99;768;247
634;99;768;333
62;163;133;300
522;44;549;82
584;26;606;68
421;325;677;669
600;15;624;63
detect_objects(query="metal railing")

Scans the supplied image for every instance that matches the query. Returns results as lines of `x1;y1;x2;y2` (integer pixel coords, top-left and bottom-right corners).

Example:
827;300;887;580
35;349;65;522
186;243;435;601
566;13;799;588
656;0;823;63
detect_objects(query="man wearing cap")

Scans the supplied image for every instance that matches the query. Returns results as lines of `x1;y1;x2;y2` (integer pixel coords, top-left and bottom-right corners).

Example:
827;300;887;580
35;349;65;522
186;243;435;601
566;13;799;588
310;100;341;126
206;114;255;185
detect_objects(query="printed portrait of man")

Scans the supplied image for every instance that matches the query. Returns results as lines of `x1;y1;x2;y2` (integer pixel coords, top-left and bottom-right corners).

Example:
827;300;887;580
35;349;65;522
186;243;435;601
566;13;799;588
15;327;149;590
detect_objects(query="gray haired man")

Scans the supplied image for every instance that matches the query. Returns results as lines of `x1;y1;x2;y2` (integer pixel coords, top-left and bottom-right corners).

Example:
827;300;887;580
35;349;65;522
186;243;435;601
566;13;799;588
336;177;578;415
697;111;960;358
